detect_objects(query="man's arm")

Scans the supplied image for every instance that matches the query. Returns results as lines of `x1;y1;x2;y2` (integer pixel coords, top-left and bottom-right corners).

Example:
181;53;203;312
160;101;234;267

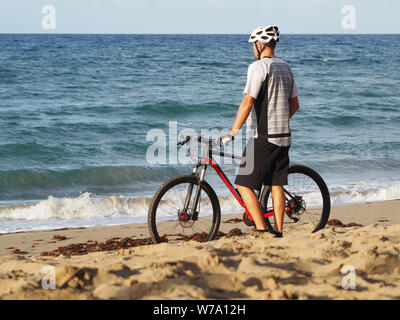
289;96;300;119
229;94;255;136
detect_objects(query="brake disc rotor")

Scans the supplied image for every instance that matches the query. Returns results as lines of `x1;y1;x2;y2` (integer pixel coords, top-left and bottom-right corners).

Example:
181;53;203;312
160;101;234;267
178;209;196;228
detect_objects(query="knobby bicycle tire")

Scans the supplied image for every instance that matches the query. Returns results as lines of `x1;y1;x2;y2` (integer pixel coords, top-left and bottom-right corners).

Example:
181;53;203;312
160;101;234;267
260;164;331;233
148;174;221;243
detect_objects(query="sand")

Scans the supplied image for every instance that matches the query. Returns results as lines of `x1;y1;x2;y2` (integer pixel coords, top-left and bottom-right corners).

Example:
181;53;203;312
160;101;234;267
0;200;399;300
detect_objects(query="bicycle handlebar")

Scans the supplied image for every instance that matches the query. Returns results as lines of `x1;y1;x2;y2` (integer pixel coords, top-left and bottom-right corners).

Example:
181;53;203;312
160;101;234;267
177;135;218;147
177;135;243;161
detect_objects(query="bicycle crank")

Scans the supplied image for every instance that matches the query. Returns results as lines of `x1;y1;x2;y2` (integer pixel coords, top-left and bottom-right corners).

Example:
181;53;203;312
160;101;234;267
286;196;306;222
243;213;255;227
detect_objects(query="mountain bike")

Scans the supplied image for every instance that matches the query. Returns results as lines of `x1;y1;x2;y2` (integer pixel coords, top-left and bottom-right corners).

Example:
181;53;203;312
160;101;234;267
148;135;331;243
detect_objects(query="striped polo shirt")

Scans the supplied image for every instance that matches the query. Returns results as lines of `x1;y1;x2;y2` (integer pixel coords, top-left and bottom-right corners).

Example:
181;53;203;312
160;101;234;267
243;57;299;147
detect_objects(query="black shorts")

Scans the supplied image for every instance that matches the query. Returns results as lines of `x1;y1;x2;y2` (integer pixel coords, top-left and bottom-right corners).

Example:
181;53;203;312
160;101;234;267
234;137;290;191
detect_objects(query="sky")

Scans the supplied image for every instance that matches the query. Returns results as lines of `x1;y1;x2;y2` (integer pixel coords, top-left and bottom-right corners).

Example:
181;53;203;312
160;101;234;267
0;0;399;34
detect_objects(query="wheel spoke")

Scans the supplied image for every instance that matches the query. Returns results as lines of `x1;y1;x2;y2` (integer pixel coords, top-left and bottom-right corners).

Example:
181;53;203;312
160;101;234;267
149;176;219;243
261;166;330;233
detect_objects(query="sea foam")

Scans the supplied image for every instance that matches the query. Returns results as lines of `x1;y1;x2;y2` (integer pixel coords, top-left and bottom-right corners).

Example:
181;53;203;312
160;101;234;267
1;180;399;234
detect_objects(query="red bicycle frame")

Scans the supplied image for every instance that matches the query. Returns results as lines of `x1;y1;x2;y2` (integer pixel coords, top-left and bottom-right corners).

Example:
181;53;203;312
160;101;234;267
196;146;291;221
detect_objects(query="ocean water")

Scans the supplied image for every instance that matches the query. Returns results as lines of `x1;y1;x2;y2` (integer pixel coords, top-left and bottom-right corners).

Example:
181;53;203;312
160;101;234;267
0;34;399;234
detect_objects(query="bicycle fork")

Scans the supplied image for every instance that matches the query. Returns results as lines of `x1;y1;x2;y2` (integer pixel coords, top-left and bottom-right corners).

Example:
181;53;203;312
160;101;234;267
181;164;207;221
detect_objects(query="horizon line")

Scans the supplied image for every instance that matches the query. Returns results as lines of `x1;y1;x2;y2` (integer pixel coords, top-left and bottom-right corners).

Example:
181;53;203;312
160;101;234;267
0;32;399;36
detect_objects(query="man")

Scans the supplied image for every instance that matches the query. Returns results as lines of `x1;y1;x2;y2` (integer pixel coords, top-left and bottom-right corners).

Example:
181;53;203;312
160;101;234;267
218;25;300;237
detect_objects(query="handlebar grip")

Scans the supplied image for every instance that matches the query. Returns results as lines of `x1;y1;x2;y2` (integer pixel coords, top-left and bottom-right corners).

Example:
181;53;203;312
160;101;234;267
177;135;191;146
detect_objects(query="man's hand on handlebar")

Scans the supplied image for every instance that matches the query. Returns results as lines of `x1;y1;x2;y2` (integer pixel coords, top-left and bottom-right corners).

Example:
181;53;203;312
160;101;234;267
216;133;234;147
177;134;234;148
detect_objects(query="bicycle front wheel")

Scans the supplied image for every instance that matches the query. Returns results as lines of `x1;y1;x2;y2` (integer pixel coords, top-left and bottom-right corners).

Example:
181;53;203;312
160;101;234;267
148;174;221;243
260;164;331;234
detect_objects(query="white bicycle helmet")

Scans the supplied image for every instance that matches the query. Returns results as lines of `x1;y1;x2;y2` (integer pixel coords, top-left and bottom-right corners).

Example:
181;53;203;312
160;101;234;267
249;25;280;44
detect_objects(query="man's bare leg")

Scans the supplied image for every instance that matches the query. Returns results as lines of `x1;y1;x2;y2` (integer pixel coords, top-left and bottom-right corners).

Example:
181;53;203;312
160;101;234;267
236;185;267;230
271;185;285;233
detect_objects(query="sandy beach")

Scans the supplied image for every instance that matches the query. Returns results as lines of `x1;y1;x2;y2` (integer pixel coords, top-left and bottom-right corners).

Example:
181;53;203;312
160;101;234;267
0;199;399;300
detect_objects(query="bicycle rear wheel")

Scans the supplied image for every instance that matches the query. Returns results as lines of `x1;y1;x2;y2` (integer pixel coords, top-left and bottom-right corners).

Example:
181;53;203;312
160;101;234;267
260;164;331;234
148;174;221;243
